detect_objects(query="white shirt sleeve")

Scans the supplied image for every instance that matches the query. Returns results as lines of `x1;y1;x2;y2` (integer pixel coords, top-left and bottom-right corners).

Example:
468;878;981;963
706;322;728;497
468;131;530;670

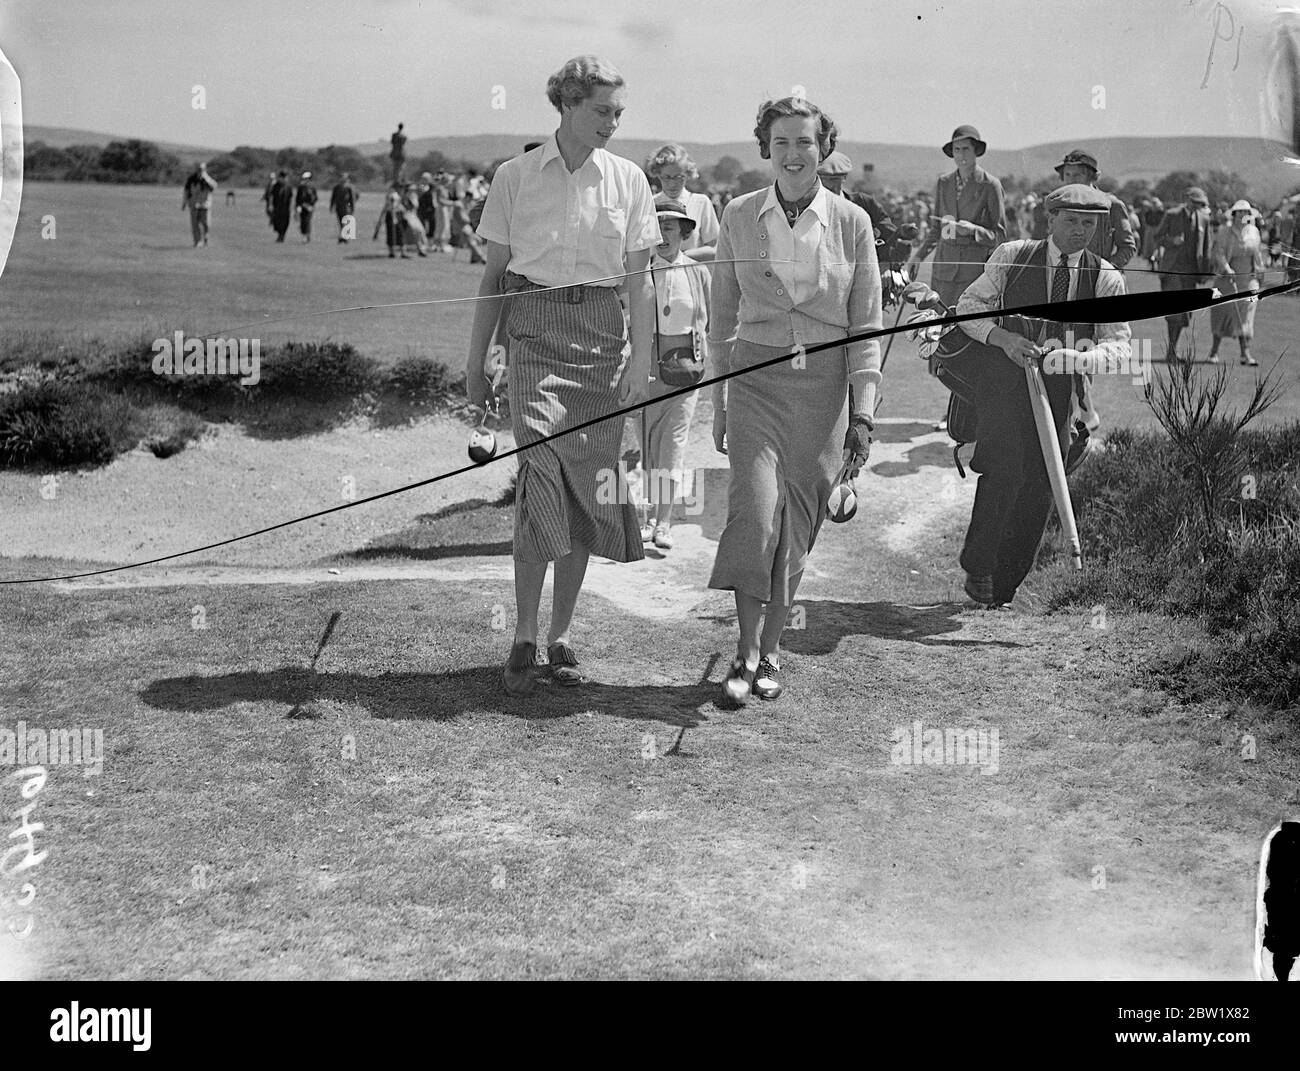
693;193;720;247
475;163;514;246
1085;265;1132;370
624;169;662;254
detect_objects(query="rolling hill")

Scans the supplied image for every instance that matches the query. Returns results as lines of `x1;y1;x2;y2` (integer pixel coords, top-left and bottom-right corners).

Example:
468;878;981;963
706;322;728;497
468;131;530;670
23;126;1300;202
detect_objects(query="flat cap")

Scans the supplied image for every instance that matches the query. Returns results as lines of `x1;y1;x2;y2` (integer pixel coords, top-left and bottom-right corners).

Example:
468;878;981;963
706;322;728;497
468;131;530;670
1044;183;1111;213
1185;186;1209;206
1054;149;1098;175
817;150;853;176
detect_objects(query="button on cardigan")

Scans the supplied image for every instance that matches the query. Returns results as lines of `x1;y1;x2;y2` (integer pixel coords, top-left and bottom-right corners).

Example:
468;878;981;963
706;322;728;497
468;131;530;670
707;185;883;377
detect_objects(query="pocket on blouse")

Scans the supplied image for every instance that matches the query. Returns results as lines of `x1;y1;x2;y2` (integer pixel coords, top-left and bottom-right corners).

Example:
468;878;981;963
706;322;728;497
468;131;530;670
596;206;626;240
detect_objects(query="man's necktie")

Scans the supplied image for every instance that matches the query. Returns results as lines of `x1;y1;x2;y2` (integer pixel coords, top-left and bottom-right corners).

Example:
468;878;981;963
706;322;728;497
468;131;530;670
1051;252;1070;305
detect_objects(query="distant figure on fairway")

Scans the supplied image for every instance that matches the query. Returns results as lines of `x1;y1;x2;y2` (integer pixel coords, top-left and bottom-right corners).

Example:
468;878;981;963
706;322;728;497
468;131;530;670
390;122;407;184
268;169;294;242
225;189;236;206
296;172;318;242
330;173;358;242
181;162;217;247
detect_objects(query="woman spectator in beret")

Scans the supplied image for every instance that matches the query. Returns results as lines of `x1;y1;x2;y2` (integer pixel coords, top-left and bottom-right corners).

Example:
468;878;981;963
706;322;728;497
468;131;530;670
707;95;882;705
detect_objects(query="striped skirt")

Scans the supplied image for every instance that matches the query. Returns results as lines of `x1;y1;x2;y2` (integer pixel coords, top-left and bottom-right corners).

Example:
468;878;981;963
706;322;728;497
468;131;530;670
505;286;644;564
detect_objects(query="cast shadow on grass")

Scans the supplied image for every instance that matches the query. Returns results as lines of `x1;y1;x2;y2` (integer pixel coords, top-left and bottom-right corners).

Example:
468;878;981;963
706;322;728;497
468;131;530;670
703;599;1023;654
140;666;716;728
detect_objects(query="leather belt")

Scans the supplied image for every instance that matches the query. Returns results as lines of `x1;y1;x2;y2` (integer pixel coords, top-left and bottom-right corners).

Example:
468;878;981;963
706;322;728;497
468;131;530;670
501;270;611;304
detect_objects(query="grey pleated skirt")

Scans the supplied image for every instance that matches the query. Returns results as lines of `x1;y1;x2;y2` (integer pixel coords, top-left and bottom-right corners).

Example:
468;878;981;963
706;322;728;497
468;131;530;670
708;338;848;603
506;287;644;564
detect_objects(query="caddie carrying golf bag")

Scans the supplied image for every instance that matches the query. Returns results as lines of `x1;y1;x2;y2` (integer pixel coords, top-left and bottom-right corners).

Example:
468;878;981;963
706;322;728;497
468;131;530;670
928;241;1100;477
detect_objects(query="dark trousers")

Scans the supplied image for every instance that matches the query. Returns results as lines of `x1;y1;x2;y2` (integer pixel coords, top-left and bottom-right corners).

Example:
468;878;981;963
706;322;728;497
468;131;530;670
959;347;1075;598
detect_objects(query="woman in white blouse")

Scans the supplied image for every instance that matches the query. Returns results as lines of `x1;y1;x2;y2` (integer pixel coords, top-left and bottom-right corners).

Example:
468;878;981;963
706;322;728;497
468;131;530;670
645;143;719;260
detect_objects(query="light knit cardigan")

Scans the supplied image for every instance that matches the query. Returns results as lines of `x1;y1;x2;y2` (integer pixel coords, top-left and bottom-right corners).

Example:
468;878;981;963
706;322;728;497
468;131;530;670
707;185;884;413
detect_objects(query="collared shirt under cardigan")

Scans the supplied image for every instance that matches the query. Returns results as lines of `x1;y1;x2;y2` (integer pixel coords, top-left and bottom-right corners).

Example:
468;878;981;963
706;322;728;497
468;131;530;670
707;184;883;377
475;134;661;288
956;237;1133;369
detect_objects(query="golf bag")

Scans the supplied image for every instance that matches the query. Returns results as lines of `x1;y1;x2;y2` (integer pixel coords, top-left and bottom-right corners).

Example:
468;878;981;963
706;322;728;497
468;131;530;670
929;242;1099;477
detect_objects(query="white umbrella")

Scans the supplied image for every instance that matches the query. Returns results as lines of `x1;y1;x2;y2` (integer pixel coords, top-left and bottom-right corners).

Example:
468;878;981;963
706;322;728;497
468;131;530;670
1024;360;1082;569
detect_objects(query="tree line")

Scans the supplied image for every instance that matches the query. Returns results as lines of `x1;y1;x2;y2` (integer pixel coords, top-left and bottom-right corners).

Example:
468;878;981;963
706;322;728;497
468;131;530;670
24;138;487;188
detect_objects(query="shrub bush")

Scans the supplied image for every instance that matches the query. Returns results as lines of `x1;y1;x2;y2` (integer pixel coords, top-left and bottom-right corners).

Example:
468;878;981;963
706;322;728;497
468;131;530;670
256;341;381;400
0;380;137;467
386;355;460;405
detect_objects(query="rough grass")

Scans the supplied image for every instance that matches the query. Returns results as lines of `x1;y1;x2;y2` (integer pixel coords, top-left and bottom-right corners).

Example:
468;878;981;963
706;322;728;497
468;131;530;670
0;337;471;468
4;574;1297;980
1045;421;1300;710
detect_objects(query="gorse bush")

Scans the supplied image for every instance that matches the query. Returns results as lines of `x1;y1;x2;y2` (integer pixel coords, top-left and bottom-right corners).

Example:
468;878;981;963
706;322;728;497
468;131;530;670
0;380;136;466
256;341;382;399
385;354;467;407
0;336;472;468
1048;360;1300;710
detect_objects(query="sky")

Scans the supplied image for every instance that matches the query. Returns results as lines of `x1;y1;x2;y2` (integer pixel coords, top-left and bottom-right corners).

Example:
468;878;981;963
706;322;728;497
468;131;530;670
0;0;1290;151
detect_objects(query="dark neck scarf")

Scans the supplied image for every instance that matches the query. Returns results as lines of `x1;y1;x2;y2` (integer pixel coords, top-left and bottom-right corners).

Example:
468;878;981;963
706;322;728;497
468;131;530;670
776;179;822;227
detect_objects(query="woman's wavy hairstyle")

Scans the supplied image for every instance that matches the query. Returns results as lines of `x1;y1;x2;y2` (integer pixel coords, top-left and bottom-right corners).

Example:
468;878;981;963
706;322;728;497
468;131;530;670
753;96;838;161
546;55;625;113
645;143;698;180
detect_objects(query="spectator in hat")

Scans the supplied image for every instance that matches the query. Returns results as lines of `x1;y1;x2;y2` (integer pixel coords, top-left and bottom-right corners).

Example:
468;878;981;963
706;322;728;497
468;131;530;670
817;149;893;238
645;144;720;260
637;195;711;551
466;54;660;696
295;172;318;242
907;125;1006;307
329;172;358;243
1208;199;1266;365
181;161;217;248
1152;187;1213;360
953;184;1131;608
1053;149;1136;269
707;95;882;705
907;125;1006;430
268;169;294;242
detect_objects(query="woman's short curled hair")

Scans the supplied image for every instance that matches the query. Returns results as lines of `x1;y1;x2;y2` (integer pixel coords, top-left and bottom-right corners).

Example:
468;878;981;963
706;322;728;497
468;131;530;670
645;143;698;180
753;96;838;161
546;55;625;113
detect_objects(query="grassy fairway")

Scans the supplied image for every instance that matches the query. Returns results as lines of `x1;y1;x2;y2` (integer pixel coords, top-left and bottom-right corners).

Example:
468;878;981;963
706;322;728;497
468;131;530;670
4;181;1300;434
